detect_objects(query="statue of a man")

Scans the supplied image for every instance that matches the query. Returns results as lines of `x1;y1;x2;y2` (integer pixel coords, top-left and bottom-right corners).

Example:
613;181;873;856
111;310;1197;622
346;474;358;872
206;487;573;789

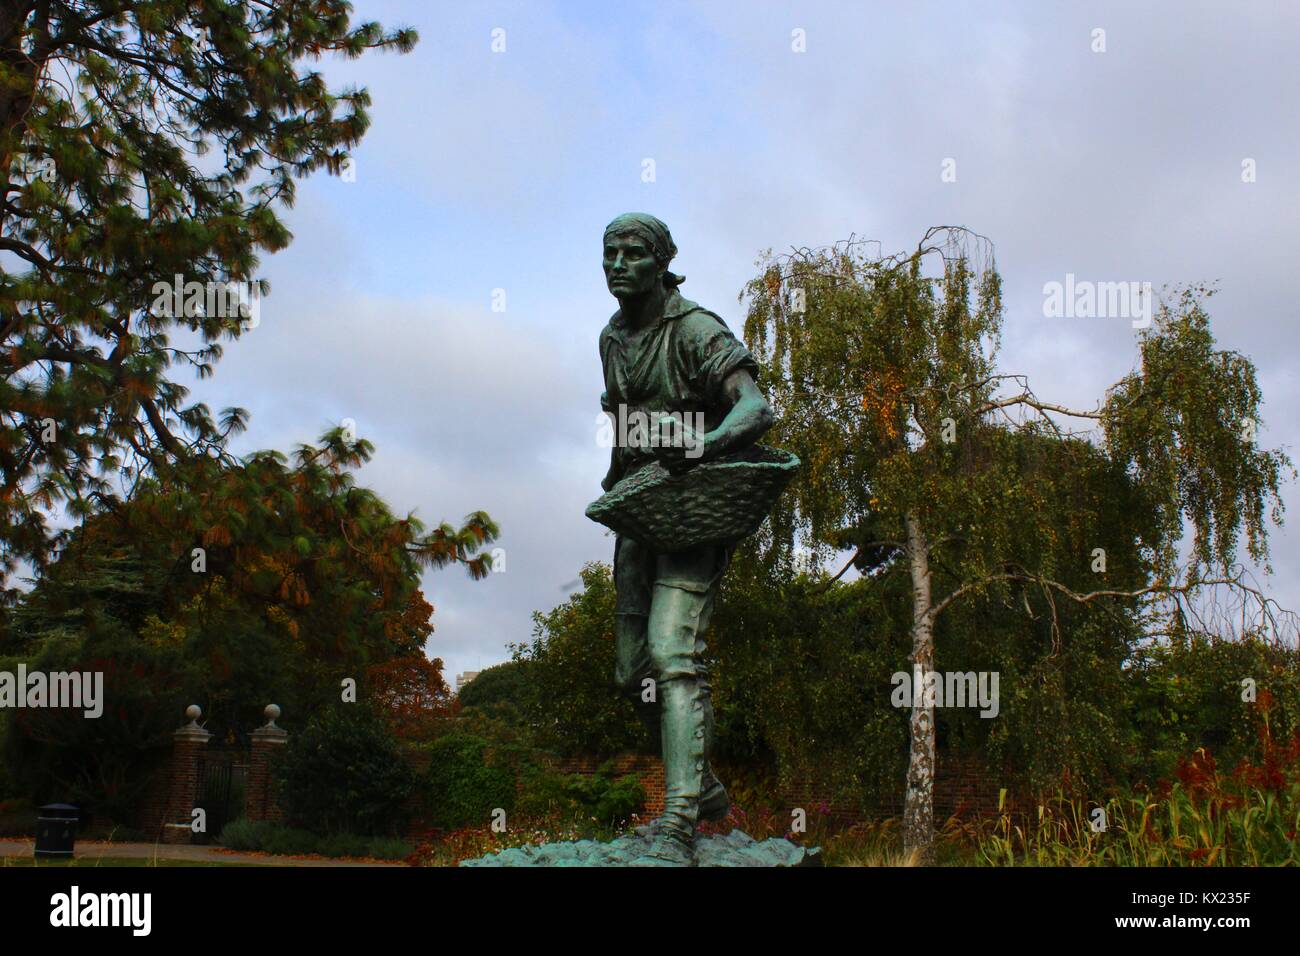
598;212;775;865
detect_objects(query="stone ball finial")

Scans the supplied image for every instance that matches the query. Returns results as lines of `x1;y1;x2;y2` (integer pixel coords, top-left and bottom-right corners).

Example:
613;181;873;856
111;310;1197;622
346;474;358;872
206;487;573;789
185;704;201;722
252;702;287;742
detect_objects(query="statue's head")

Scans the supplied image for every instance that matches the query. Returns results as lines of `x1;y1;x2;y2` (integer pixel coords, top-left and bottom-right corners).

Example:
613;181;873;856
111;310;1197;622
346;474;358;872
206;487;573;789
603;212;685;299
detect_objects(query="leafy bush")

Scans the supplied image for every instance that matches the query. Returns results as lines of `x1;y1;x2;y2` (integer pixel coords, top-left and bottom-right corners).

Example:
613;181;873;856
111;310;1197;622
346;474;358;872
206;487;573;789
563;764;645;827
1126;633;1300;784
514;762;645;828
262;825;321;856
277;706;417;836
0;644;182;823
218;818;411;859
510;564;648;757
364;836;414;860
217;818;277;851
421;733;516;829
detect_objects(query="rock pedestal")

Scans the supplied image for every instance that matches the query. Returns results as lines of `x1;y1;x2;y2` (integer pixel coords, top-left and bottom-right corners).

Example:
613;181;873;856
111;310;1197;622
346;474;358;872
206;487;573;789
460;826;821;867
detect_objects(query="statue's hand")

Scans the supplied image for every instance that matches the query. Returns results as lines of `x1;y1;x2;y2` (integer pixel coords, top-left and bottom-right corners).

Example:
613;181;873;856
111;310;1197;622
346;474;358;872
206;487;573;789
650;416;709;473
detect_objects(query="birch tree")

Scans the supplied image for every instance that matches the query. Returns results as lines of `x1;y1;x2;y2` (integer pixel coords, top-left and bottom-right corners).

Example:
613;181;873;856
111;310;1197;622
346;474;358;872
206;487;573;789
742;227;1292;861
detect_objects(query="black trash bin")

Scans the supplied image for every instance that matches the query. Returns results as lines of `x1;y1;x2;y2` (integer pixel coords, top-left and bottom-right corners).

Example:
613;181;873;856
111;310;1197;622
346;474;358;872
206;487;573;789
34;804;79;858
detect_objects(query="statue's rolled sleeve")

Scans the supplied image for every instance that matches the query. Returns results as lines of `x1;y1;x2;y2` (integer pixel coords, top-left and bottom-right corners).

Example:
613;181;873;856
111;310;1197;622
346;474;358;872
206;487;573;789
685;318;760;404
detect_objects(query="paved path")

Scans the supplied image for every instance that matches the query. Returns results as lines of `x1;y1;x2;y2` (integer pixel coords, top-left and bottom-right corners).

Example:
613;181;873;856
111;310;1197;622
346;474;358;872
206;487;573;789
0;838;405;867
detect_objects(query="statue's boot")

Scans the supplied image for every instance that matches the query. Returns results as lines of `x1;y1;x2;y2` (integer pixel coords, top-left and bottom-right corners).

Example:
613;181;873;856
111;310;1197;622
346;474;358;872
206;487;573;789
616;606;722;822
631;676;707;866
630;684;724;819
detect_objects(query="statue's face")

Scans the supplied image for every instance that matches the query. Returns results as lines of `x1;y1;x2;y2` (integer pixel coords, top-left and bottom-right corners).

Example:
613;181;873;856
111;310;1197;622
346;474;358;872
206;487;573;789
603;232;662;298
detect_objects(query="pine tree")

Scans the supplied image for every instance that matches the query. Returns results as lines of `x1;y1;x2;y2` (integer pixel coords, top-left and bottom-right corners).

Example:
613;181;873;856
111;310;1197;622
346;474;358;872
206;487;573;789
0;1;416;593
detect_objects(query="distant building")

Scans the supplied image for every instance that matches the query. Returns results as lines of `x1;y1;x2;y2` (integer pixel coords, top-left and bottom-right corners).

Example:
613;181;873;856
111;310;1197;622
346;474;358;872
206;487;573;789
455;671;480;693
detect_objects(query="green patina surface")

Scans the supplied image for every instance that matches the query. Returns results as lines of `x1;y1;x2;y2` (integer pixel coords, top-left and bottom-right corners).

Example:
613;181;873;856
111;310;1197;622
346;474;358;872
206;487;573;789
461;826;821;868
466;214;809;868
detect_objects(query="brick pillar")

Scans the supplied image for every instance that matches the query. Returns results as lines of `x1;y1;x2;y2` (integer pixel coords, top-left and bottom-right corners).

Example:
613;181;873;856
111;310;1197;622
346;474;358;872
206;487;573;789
162;705;212;844
246;704;288;823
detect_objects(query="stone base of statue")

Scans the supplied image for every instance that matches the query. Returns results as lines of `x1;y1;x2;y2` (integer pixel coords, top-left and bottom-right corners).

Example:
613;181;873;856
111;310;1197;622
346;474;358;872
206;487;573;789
459;825;821;867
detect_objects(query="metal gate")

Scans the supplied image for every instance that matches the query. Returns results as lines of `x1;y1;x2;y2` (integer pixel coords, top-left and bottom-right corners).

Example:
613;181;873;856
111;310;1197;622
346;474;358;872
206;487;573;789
195;757;245;844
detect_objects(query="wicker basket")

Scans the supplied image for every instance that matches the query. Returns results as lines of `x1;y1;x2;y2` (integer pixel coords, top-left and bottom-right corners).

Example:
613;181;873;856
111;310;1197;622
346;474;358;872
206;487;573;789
585;445;800;552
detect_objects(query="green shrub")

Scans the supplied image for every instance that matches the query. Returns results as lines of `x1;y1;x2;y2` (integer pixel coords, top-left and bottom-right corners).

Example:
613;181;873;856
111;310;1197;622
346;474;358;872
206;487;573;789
262;825;322;856
510;565;647;757
590;772;644;826
1126;634;1300;784
218;818;277;851
513;765;575;819
365;836;413;860
514;761;645;828
421;733;516;829
277;705;417;836
218;818;410;859
562;763;645;826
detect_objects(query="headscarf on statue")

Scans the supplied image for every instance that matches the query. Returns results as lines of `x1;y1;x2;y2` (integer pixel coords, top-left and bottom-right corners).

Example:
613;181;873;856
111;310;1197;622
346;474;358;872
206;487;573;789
604;212;686;289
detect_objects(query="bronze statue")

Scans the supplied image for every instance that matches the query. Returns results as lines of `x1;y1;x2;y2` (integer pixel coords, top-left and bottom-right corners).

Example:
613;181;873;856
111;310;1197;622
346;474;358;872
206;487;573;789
587;213;794;866
464;214;808;867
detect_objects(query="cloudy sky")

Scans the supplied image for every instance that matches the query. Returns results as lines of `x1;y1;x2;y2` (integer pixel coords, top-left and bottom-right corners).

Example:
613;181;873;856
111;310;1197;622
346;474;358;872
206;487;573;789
186;1;1300;681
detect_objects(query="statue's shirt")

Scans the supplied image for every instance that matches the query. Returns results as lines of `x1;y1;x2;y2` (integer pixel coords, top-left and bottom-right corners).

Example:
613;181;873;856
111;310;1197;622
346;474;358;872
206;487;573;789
599;289;758;490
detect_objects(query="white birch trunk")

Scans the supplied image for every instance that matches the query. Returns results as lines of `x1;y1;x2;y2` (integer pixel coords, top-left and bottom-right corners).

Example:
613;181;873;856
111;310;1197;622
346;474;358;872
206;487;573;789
903;510;937;864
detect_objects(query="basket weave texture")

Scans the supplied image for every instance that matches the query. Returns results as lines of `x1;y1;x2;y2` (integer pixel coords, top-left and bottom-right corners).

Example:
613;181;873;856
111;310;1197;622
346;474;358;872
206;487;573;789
585;446;799;552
